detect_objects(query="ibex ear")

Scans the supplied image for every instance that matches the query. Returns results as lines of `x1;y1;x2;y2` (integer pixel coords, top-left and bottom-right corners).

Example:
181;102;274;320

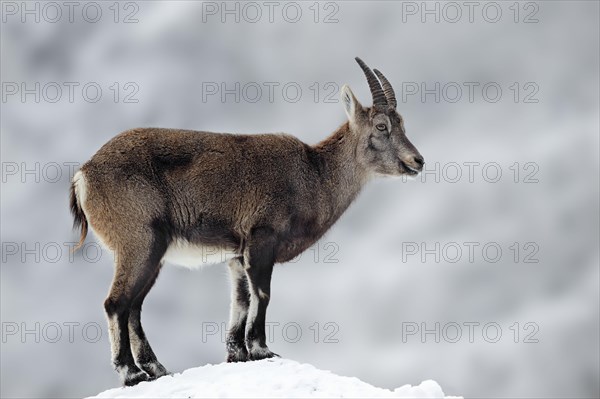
341;84;362;123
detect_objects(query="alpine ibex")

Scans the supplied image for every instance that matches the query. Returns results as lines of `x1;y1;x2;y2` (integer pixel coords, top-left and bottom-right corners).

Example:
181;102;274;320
70;58;424;386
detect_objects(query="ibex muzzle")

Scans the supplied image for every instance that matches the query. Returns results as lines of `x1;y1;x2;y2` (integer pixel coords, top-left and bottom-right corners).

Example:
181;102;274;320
70;57;423;386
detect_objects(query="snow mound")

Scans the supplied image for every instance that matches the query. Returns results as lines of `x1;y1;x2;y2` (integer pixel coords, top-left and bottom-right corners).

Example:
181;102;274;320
90;359;458;398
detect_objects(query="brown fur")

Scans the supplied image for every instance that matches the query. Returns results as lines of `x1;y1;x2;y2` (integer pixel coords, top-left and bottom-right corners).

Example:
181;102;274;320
76;125;372;263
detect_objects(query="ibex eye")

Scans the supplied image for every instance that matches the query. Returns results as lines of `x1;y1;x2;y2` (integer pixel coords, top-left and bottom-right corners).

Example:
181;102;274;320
376;124;387;131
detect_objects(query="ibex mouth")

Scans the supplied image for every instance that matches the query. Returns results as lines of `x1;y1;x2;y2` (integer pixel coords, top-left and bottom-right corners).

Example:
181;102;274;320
399;160;419;176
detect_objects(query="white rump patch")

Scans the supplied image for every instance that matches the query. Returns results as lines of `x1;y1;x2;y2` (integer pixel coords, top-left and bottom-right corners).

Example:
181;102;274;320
162;239;237;269
72;170;112;250
73;170;88;210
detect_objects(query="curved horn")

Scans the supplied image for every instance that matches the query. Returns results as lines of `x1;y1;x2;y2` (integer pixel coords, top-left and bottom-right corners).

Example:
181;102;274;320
355;57;387;107
373;69;397;109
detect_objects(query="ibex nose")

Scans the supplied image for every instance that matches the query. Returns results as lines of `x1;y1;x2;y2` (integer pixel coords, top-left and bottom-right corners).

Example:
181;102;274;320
412;155;425;170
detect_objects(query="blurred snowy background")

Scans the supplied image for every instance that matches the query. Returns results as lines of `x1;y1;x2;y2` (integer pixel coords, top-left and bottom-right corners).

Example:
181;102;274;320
1;1;598;398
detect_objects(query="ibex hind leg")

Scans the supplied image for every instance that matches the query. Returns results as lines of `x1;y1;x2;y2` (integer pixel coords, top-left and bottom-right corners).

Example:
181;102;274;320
129;263;170;379
104;235;167;386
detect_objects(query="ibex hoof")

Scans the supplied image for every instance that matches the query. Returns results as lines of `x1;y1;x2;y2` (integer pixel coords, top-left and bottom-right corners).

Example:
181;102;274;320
123;369;150;386
226;347;249;363
141;362;170;379
248;346;280;361
227;338;249;362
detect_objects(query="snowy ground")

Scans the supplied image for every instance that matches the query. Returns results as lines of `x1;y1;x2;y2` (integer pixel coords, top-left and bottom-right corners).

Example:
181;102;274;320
90;359;457;398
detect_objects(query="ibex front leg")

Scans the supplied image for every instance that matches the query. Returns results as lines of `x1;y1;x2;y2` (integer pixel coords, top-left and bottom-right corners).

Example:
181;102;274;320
226;257;250;362
244;229;279;360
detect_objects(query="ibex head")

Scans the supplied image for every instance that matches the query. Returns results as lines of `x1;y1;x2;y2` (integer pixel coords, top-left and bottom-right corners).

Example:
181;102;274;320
341;57;424;177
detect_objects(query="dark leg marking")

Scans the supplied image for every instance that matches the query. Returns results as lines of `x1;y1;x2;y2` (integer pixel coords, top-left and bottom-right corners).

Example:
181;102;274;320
244;227;279;360
128;264;169;379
